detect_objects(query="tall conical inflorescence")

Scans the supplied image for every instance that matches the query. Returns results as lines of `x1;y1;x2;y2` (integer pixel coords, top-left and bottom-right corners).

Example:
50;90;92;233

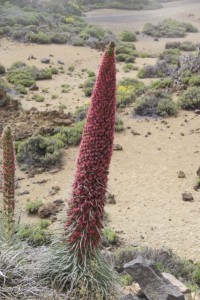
1;126;15;240
65;41;116;255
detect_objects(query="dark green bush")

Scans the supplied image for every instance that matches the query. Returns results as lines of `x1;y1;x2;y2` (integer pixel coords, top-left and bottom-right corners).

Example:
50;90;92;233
165;41;196;52
178;87;200;110
120;31;137;42
134;91;178;117
7;63;35;87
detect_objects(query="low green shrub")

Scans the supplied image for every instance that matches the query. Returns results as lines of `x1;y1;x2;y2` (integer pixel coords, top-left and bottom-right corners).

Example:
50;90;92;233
159;48;180;64
120;31;137;42
53;121;85;146
178;87;200;110
117;78;146;107
134;91;178;117
32;95;45;102
26;200;43;214
0;63;6;74
17;223;51;246
16;135;63;167
151;78;172;90
103;227;117;245
27;32;51;44
121;274;134;286
115;118;124;132
143;19;198;38
7;62;52;91
188;75;200;87
165;41;196;52
82;77;96;97
138;61;175;78
123;63;138;72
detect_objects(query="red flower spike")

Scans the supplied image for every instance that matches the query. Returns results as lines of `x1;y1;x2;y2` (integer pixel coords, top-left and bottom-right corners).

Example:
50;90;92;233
65;42;116;255
1;126;15;240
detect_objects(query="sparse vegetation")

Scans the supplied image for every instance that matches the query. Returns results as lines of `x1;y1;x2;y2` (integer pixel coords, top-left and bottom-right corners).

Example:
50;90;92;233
143;19;198;38
0;63;6;74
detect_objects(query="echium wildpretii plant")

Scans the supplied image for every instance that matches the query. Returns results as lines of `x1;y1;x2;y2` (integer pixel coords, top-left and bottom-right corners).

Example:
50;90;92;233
65;41;116;254
40;42;118;299
1;126;15;242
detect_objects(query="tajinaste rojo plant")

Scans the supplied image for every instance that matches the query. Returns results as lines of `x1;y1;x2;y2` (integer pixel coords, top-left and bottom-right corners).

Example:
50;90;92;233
1;126;15;242
40;41;118;299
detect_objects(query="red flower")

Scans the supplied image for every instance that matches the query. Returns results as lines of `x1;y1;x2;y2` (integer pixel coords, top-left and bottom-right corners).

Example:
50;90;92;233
65;42;116;254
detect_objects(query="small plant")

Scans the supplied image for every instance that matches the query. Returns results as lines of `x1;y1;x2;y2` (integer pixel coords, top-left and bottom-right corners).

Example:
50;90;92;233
0;63;6;74
51;94;58;99
58;104;67;109
103;227;117;244
151;78;172;90
115;118;124;132
121;274;134;286
32;95;45;102
68;65;75;72
26;200;43;214
17;223;51;246
188;75;200;87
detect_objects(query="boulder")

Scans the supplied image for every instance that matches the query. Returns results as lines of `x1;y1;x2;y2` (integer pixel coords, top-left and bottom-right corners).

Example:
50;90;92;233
124;257;185;300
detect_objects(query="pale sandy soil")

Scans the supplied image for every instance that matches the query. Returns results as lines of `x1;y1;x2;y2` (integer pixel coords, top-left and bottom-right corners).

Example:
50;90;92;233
0;0;200;263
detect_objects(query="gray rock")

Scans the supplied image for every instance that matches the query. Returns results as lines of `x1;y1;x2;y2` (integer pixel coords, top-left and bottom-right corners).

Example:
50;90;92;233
41;58;50;64
197;166;200;177
124;257;185;300
17;190;30;196
182;192;194;201
113;144;123;151
194;109;200;115
58;59;65;65
162;273;191;294
121;295;142;300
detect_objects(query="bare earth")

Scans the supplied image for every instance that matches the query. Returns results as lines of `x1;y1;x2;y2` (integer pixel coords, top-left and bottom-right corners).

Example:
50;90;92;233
1;0;200;262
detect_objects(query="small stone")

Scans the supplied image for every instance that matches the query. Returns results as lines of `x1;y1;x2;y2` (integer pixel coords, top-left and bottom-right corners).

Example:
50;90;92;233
58;59;65;65
131;130;140;136
41;58;50;64
178;171;186;178
182;192;194;202
29;84;39;91
131;241;138;247
180;132;185;136
17;190;30;196
113;144;123;151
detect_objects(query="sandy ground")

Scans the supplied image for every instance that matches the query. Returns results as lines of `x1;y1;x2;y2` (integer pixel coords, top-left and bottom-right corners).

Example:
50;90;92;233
0;0;200;262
